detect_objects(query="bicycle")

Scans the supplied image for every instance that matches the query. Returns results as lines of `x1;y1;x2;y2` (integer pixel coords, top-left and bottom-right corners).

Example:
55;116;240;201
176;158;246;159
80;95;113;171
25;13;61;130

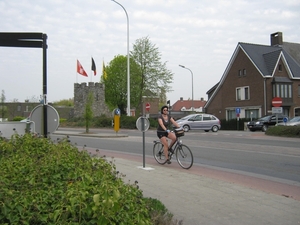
153;128;193;169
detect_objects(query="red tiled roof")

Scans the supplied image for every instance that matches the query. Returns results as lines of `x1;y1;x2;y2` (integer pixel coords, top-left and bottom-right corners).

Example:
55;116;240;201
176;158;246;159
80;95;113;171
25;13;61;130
172;99;206;111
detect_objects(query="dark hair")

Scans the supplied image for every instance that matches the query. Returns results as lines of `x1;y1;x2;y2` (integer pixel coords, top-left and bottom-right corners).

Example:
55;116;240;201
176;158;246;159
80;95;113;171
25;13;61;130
161;105;168;114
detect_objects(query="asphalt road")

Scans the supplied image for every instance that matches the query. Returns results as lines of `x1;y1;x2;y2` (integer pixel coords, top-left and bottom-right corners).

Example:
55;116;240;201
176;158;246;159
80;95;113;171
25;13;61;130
52;128;300;186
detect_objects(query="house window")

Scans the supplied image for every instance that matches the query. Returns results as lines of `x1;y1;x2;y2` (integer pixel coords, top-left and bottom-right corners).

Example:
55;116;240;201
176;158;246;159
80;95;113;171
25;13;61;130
243;69;246;76
273;83;292;98
238;70;242;77
236;86;250;101
298;85;300;97
278;64;282;72
245;109;259;119
227;110;236;120
17;105;21;111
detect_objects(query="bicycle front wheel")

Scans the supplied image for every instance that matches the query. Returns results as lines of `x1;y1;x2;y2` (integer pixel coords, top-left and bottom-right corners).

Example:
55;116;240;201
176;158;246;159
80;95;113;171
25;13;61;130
153;142;167;164
176;144;193;169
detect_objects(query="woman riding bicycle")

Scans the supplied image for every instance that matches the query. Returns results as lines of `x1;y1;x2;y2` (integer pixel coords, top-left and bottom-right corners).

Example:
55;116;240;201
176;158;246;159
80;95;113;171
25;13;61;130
157;105;180;164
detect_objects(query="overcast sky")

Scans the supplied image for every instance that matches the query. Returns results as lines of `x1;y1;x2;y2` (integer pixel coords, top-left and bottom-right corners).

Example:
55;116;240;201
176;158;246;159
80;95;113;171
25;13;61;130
1;0;299;105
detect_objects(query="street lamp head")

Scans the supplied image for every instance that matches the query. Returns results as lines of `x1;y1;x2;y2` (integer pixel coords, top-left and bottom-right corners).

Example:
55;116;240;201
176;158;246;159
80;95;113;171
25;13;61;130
179;65;185;68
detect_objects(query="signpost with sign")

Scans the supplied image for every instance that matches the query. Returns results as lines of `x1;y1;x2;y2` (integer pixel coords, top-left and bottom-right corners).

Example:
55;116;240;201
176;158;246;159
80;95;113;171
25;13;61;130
145;102;150;111
283;117;288;125
235;107;241;130
272;97;283;124
272;97;282;107
113;108;121;133
136;116;150;168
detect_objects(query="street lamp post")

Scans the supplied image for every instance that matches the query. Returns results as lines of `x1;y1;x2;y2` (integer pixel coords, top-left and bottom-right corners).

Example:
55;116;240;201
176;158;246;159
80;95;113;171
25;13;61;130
179;65;194;111
112;0;130;116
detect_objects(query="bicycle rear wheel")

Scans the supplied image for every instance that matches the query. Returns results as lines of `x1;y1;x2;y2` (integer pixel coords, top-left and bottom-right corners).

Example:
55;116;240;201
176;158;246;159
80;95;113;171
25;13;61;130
153;142;167;164
176;144;193;169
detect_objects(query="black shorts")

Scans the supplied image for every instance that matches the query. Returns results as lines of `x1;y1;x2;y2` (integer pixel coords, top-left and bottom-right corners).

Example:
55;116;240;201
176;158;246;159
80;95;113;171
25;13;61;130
157;131;168;139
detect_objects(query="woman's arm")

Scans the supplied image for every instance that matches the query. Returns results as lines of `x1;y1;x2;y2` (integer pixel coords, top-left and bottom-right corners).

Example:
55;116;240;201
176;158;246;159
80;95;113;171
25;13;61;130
170;117;180;128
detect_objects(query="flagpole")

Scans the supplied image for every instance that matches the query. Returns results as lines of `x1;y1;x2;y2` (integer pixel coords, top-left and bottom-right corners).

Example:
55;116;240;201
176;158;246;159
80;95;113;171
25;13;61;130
76;60;78;83
90;56;92;82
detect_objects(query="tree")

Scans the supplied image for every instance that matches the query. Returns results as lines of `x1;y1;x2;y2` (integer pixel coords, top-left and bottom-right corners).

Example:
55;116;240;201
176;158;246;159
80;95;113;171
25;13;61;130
104;55;141;115
130;36;173;110
84;92;93;133
1;90;7;119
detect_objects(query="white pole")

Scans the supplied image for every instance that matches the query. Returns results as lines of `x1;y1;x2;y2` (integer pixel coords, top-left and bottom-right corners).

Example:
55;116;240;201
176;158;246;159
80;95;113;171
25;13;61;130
112;0;130;116
179;65;194;111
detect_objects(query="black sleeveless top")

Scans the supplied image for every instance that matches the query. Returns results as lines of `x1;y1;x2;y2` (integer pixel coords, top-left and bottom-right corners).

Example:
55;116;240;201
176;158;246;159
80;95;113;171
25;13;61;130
157;114;171;131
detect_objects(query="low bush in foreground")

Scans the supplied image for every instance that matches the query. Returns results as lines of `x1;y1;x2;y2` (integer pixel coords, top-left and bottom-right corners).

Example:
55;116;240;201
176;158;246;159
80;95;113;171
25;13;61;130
265;125;300;137
0;134;178;224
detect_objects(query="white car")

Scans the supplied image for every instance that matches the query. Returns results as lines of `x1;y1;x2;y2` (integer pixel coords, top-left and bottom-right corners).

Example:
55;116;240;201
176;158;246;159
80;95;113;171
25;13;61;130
276;116;300;126
175;114;221;132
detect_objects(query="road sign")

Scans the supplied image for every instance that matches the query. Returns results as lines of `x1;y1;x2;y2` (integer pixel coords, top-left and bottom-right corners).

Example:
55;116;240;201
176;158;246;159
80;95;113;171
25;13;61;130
272;107;283;114
235;107;241;114
283;117;288;123
136;116;150;132
145;102;150;111
272;97;282;107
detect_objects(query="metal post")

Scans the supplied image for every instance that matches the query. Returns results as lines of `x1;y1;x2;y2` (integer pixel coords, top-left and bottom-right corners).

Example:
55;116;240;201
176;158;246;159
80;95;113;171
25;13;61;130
43;34;48;137
112;0;130;116
142;97;145;167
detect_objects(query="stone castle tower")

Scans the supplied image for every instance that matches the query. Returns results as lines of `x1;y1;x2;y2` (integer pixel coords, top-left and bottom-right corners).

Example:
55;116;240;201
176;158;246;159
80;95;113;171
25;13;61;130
74;82;111;118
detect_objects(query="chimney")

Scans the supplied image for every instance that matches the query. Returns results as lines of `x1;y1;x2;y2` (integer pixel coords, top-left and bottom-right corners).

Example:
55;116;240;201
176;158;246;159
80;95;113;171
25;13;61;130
200;97;204;101
180;97;183;101
270;32;283;46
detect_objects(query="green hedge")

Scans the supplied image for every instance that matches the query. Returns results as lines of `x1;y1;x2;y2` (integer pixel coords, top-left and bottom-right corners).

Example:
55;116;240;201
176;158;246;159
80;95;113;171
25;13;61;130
219;118;249;130
60;116;159;130
0;134;154;224
265;125;300;137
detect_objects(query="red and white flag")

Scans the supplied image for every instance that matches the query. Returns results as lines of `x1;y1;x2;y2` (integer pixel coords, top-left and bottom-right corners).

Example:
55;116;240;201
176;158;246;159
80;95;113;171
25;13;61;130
77;60;88;77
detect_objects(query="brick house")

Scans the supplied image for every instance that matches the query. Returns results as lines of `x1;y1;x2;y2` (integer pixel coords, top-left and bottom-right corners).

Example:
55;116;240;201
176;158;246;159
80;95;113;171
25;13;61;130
171;97;206;112
204;32;300;120
166;97;207;119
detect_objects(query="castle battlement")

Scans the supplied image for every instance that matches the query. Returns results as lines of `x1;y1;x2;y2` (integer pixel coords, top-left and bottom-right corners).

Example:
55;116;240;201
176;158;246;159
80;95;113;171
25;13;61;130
73;82;110;118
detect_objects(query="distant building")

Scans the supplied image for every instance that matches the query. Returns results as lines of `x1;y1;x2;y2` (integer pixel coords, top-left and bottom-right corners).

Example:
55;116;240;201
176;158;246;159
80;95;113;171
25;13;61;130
168;97;207;119
172;97;206;112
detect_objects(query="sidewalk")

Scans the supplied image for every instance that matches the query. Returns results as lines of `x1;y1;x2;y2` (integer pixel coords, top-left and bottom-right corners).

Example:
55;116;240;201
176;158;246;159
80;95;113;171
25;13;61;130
109;157;300;225
54;129;300;225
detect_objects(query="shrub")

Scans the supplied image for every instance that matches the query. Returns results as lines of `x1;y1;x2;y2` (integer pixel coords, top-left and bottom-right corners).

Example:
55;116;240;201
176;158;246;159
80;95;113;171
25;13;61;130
93;115;113;128
12;116;26;121
265;126;300;137
59;118;67;123
0;134;153;224
120;116;139;129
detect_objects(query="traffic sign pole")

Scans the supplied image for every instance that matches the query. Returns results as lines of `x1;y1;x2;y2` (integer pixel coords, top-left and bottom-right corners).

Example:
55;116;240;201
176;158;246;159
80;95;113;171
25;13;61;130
271;97;283;125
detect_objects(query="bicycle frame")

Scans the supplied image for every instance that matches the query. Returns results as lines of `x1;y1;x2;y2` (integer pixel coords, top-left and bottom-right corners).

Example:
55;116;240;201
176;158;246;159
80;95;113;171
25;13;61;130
153;135;193;169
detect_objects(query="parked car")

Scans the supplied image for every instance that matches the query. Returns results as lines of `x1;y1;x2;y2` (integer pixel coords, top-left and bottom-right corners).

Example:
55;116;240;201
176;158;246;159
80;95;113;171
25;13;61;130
174;114;221;132
247;114;287;132
276;116;300;126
